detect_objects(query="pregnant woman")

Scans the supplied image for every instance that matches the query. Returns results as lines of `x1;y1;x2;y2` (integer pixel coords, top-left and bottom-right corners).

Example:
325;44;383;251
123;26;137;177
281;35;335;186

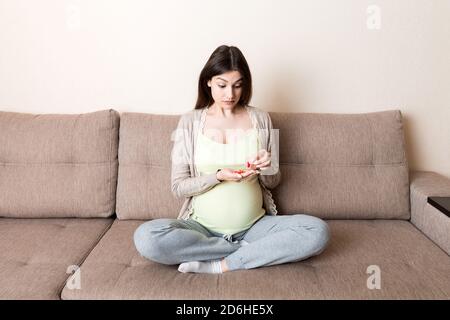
134;45;330;273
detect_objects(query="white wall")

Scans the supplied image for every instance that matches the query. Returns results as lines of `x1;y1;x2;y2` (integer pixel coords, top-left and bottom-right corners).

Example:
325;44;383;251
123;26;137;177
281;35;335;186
0;0;449;178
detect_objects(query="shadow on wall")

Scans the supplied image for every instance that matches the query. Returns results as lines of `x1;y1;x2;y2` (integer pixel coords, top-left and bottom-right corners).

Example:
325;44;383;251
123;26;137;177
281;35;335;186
399;112;417;172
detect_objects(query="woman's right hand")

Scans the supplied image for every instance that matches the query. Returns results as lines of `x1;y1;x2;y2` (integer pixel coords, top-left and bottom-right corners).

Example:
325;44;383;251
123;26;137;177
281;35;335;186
216;168;258;182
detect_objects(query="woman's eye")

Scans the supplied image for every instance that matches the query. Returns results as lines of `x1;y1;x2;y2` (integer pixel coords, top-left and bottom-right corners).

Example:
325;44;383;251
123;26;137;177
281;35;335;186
217;83;241;88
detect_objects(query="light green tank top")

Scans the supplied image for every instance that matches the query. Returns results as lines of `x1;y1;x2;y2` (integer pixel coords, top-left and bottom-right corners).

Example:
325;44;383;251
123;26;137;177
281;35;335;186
192;127;266;235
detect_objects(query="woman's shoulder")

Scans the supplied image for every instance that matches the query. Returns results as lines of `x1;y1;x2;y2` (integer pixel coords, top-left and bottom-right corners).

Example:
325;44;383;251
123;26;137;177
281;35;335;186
179;108;203;120
246;105;272;125
247;105;270;115
176;108;204;128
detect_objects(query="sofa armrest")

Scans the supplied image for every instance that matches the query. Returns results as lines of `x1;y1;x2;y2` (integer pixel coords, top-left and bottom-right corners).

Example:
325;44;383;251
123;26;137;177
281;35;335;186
410;170;450;255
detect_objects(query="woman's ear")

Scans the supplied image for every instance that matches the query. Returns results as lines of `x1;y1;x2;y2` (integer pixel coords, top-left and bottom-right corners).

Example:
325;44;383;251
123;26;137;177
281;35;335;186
207;80;211;87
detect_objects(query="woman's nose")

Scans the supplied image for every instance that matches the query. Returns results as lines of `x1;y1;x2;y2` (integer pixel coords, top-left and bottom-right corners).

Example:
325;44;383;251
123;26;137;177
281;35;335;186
225;87;234;99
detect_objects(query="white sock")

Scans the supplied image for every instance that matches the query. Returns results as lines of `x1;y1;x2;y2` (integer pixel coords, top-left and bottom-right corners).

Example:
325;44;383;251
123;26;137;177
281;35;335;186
178;260;223;274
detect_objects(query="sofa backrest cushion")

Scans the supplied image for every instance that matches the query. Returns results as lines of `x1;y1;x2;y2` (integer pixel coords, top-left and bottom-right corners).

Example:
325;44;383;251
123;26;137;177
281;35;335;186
0;109;119;218
116;109;410;220
115;112;183;220
270;109;410;219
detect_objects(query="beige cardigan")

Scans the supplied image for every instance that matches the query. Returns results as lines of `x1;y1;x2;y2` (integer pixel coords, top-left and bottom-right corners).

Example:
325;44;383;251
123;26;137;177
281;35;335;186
171;105;281;220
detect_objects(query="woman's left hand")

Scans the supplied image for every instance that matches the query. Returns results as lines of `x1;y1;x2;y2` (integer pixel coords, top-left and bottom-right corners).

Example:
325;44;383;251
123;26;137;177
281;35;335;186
247;149;271;170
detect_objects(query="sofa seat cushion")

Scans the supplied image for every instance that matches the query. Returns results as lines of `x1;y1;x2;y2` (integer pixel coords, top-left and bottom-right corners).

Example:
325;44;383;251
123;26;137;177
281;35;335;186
61;219;450;299
0;218;113;299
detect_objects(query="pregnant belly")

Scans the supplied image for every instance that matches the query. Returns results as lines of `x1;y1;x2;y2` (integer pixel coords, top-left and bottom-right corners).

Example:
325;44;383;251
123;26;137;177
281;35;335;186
192;178;264;231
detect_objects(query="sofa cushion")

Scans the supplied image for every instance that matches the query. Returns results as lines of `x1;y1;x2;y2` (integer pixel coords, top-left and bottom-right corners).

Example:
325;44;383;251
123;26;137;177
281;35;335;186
61;219;449;299
115;113;184;220
270;110;410;219
0;218;113;299
116;110;409;220
0;109;119;218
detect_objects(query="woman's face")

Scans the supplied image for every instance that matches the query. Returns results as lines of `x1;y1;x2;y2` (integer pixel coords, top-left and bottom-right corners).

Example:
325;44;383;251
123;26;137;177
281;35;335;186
207;70;243;110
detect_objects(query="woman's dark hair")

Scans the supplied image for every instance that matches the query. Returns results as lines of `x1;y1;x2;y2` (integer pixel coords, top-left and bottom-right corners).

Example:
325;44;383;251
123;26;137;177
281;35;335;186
195;45;252;109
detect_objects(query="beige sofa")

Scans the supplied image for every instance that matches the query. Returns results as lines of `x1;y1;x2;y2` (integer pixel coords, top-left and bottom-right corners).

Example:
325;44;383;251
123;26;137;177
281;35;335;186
0;108;448;300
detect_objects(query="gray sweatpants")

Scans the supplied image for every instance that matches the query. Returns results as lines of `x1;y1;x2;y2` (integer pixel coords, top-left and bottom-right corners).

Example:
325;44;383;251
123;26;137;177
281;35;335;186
133;214;330;271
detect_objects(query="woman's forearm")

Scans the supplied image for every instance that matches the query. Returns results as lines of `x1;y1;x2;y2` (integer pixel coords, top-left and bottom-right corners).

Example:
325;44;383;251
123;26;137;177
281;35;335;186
171;164;221;198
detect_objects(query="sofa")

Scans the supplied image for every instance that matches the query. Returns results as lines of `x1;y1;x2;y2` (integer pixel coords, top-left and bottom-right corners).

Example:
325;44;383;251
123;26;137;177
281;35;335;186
0;108;448;300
